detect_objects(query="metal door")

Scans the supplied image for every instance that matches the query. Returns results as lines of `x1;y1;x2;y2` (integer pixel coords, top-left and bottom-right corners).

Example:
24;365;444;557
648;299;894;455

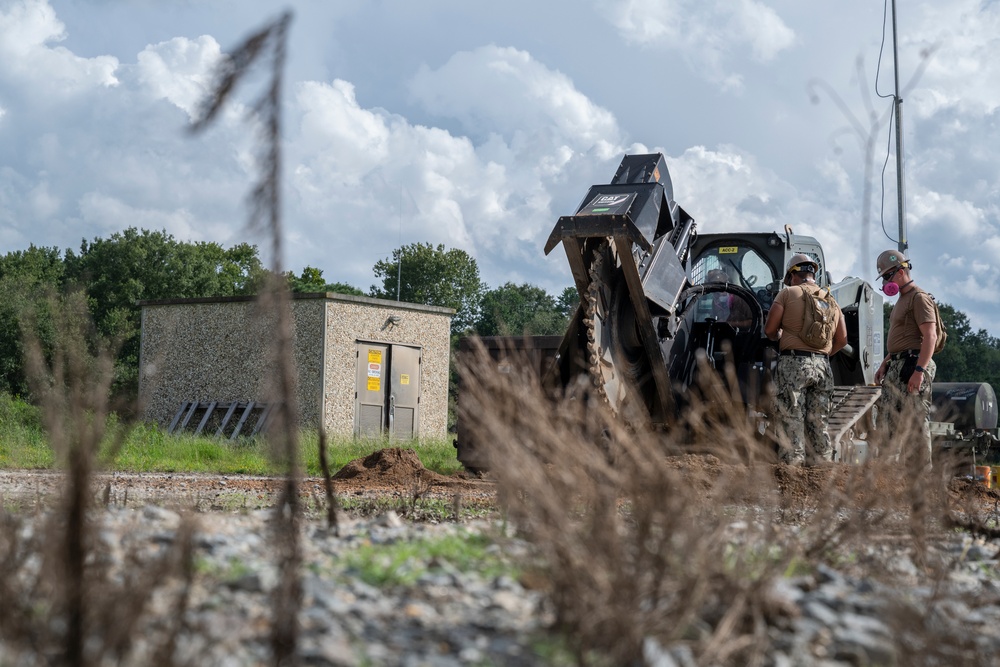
353;342;422;439
354;343;388;437
389;345;421;440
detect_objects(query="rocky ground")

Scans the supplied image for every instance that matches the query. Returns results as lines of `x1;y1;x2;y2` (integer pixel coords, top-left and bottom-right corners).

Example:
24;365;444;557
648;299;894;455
2;450;1000;666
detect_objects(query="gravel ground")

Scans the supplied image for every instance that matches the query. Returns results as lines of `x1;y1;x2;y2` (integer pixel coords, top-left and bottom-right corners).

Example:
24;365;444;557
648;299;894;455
4;461;1000;666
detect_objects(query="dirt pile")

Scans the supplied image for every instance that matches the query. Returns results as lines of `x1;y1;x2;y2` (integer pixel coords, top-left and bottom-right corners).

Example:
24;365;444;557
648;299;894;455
333;447;457;489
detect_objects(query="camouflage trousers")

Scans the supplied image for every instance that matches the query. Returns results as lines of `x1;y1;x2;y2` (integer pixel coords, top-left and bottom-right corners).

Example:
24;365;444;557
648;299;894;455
774;355;834;465
878;356;936;465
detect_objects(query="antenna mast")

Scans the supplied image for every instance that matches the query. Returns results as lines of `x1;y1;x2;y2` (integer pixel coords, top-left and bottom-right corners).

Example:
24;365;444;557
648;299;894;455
891;0;907;254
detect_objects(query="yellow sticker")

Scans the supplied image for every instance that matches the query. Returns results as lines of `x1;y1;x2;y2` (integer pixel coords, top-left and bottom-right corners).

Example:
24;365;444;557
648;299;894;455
367;377;380;391
368;349;382;364
719;246;738;254
400;374;410;385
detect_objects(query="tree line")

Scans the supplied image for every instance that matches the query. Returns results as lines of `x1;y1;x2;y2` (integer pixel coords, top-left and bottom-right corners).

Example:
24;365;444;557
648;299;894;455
3;227;998;410
893;302;1000;391
0;229;576;404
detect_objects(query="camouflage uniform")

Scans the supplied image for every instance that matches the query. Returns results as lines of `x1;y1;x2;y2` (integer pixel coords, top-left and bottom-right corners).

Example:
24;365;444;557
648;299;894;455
879;356;936;463
774;355;834;465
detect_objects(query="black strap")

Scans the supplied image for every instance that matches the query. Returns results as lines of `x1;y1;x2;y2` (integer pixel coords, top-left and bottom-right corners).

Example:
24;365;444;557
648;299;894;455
780;349;827;358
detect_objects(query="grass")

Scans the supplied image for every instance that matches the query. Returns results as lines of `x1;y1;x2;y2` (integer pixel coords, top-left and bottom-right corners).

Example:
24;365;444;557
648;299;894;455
344;531;514;588
0;392;463;476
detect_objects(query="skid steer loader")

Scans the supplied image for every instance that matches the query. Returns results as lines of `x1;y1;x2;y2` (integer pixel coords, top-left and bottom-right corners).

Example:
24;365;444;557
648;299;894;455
456;153;940;470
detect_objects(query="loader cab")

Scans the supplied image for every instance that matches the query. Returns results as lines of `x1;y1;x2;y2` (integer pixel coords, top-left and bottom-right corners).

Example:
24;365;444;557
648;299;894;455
666;230;827;412
688;231;828;316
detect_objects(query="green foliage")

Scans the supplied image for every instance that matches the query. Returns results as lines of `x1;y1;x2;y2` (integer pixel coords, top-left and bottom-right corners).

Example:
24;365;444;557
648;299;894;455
0;393;51;468
370;243;485;334
0;246;66;397
474;282;571;336
0;399;462;476
885;300;1000;388
0;245;65;284
286;266;364;295
557;285;580;319
935;303;1000;388
61;228;266;396
345;532;513;587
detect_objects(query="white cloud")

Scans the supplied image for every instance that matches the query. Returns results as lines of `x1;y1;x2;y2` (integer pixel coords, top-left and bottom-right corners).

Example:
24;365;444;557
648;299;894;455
409;45;621;153
598;0;795;92
28;179;59;218
909;189;987;238
2;0;1000;335
284;48;636;288
0;0;118;97
664;143;885;287
78;192;199;239
135;36;222;120
907;0;1000;118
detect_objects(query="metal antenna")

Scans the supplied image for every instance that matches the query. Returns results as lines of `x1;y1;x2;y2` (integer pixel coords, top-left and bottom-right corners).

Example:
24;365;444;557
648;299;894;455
396;184;402;301
891;0;907;254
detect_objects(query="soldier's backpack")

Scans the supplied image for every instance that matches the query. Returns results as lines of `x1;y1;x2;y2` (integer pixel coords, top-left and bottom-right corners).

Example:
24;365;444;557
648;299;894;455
927;293;948;354
799;285;838;349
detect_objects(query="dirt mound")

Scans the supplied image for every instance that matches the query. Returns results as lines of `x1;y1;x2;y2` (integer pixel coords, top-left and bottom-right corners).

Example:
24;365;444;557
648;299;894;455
333;448;455;488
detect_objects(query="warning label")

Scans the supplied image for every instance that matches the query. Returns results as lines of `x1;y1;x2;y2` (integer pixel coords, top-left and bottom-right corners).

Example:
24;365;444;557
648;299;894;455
400;373;410;385
367;377;380;391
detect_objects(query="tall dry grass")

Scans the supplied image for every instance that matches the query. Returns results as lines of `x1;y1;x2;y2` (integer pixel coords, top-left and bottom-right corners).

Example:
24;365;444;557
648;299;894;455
0;292;197;667
457;338;990;665
191;10;304;666
0;10;316;667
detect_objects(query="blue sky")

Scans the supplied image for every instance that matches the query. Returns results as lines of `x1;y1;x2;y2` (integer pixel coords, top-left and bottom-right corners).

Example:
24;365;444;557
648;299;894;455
2;0;999;333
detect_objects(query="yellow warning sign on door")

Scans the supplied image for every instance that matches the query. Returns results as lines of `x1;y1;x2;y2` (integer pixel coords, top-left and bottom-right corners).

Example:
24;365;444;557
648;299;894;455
367;377;380;391
368;349;382;364
400;374;410;385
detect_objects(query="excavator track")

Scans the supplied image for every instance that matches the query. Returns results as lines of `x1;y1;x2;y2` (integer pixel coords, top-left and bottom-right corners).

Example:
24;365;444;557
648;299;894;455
827;385;881;462
583;242;608;402
581;240;652;423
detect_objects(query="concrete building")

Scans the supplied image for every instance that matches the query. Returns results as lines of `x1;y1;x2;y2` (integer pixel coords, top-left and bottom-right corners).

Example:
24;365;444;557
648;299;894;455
138;293;454;439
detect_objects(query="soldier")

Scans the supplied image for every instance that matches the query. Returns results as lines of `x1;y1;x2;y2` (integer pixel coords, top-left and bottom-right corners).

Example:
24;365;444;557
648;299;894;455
764;254;848;465
872;249;937;465
705;268;754;328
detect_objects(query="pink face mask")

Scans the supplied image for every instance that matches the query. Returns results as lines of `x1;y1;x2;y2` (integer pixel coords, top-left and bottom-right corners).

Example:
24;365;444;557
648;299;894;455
881;281;900;297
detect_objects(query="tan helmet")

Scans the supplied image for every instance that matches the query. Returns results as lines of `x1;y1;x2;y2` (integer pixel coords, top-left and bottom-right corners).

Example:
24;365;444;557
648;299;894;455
876;249;909;278
783;253;819;285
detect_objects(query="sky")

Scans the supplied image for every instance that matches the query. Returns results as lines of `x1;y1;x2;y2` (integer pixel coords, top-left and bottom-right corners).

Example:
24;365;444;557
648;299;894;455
2;0;999;334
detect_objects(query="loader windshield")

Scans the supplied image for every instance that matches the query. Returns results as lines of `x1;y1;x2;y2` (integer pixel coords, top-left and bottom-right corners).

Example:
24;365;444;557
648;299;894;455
690;246;776;290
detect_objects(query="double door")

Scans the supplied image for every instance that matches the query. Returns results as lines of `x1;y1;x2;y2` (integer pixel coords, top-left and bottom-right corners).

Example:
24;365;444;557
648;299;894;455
354;342;421;439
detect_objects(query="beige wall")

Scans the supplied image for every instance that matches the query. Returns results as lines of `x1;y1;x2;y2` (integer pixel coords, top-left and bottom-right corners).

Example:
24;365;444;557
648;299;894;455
322;298;452;438
139;298;324;428
139;294;452;439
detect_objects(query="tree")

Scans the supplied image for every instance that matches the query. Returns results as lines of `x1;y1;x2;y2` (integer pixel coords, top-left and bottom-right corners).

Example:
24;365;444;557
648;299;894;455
0;246;66;397
474;282;571;336
286;266;363;295
557;286;580;319
63;228;266;397
934;303;972;382
370;243;485;334
883;299;1000;389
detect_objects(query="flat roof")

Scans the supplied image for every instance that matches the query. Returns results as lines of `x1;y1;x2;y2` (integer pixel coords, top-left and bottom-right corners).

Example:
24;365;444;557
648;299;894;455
137;292;455;316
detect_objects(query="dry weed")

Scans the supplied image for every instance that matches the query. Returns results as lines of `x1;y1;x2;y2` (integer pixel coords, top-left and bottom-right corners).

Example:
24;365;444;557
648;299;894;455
0;293;196;667
457;338;990;665
192;11;302;666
